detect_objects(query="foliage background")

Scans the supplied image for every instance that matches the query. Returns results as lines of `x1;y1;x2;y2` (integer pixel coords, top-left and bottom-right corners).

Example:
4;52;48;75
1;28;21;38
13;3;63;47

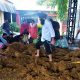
37;0;68;21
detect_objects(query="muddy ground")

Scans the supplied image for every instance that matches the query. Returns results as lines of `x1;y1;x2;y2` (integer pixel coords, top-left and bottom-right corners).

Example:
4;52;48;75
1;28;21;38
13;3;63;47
0;42;80;80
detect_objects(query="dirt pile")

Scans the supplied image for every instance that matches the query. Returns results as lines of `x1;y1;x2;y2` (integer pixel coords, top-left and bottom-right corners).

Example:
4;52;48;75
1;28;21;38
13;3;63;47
0;42;80;80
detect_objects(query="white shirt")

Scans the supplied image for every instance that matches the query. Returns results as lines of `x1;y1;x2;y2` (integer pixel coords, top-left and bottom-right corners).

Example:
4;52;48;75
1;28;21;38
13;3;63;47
41;19;55;42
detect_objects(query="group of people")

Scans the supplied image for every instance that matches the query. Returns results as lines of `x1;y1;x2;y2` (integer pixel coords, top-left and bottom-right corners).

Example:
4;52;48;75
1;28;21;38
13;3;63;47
0;33;15;49
20;19;38;43
19;15;58;62
20;15;61;62
1;14;69;62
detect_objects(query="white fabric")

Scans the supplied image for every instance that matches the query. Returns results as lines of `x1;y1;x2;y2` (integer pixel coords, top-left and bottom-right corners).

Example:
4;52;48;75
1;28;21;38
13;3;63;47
28;33;31;39
41;19;55;42
77;32;80;40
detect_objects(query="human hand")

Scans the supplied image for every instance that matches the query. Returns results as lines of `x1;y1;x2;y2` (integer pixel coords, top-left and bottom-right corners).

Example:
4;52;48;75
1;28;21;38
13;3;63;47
51;38;55;45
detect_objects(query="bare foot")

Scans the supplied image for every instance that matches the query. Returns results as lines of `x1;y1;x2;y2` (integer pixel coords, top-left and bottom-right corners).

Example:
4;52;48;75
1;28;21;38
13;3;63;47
49;59;52;62
35;54;39;57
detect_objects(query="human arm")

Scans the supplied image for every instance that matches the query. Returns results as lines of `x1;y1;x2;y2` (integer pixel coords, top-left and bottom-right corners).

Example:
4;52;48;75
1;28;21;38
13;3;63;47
51;37;55;45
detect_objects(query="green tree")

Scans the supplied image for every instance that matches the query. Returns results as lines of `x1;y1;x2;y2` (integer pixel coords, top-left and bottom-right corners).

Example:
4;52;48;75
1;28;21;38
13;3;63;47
37;0;68;21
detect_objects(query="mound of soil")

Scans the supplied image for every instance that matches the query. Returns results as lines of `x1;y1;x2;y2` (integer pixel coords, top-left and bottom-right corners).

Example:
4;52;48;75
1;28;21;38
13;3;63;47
0;42;80;80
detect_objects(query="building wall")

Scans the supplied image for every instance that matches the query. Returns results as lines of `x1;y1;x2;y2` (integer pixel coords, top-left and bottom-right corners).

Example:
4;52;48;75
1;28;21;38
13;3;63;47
0;0;16;25
0;11;4;26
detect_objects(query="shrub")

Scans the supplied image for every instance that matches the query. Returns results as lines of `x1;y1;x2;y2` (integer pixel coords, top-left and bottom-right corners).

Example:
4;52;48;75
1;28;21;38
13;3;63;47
10;22;20;32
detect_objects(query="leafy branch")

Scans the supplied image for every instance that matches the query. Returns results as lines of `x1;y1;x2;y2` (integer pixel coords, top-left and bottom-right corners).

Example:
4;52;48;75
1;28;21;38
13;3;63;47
37;0;68;21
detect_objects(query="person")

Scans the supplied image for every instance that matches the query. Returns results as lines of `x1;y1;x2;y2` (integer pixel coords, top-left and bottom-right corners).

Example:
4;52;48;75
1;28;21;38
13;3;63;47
76;28;80;40
29;20;38;43
7;33;14;44
37;17;43;36
37;18;44;38
20;33;29;44
35;18;44;45
0;33;8;49
75;28;80;48
35;15;55;62
2;33;8;41
49;18;60;41
13;35;21;42
2;20;11;35
20;20;29;35
55;36;68;48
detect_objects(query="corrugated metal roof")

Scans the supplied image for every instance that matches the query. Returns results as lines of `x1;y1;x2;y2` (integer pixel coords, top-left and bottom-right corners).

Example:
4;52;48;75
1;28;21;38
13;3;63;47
0;1;16;13
0;2;7;12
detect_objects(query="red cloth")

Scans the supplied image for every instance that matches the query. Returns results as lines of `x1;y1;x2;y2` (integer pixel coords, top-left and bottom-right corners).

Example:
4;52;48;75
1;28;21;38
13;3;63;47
29;24;38;39
20;23;29;34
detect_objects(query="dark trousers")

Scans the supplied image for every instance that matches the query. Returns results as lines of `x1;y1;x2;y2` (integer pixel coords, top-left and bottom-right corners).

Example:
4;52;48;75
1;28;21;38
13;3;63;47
35;39;52;55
